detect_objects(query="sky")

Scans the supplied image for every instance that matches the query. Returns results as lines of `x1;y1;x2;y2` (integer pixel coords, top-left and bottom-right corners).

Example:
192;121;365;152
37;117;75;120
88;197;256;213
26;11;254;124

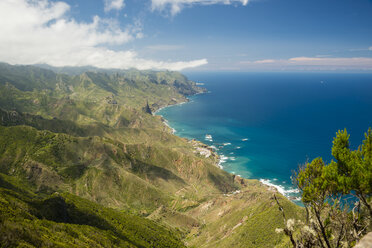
1;0;372;71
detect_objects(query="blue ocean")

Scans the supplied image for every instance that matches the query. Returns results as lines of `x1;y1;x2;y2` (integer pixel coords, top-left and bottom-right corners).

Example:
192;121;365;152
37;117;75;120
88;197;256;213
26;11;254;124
157;72;372;200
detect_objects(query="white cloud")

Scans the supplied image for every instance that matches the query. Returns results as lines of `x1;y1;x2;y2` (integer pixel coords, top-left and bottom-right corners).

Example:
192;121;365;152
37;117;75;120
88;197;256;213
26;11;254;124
369;46;372;51
254;59;275;64
104;0;125;12
0;0;207;71
288;57;372;67
151;0;249;15
239;57;372;70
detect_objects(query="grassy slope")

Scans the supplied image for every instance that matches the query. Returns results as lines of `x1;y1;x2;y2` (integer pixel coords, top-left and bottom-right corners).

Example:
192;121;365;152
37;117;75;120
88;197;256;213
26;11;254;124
185;180;304;247
0;63;303;247
0;173;185;248
0;124;235;211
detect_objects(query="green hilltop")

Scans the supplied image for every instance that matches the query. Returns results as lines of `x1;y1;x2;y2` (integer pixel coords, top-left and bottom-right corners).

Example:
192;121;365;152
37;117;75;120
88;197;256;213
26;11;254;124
0;63;303;247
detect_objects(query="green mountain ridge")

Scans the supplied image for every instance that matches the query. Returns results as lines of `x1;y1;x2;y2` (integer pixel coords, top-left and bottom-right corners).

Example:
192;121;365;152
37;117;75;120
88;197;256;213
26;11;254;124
0;62;302;247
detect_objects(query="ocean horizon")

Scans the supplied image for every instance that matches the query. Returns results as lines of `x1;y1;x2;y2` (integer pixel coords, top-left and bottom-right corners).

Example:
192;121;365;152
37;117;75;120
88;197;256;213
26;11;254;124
157;72;372;201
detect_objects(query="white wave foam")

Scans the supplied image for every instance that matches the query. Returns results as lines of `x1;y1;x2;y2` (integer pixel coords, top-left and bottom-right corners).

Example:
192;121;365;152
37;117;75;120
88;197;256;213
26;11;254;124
210;145;218;150
220;155;228;162
217;161;223;169
153;99;190;115
242;138;249;141
216;154;229;169
223;142;231;146
154;101;191;132
284;188;300;193
163;120;176;134
153;106;165;115
236;146;241;149
205;134;213;142
259;179;300;198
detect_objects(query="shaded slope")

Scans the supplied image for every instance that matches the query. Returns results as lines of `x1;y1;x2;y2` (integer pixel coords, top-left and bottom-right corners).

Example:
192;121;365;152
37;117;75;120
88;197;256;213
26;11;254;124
0;173;185;248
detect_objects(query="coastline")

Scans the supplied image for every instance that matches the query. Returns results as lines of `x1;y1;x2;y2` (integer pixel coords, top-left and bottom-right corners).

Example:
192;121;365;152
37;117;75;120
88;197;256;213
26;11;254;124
155;92;302;202
153;100;189;134
155;97;228;173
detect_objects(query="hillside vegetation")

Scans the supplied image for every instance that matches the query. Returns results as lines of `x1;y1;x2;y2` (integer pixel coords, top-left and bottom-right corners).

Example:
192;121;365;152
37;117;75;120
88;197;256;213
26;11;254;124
0;173;185;247
0;63;303;247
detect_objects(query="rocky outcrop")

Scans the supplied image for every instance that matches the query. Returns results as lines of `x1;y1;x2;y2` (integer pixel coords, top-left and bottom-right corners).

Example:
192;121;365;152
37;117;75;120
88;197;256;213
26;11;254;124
143;100;152;114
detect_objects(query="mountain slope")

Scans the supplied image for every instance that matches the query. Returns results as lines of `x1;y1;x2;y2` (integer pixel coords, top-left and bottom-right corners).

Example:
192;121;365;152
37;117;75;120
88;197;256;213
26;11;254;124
0;63;303;247
0;173;185;248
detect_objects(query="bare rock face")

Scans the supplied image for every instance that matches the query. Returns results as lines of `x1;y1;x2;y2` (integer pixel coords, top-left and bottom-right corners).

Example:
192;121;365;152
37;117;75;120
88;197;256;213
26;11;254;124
143;101;152;114
355;232;372;248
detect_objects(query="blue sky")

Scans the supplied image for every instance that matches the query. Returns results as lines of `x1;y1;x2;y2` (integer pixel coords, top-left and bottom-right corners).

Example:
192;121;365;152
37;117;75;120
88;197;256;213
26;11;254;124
1;0;372;71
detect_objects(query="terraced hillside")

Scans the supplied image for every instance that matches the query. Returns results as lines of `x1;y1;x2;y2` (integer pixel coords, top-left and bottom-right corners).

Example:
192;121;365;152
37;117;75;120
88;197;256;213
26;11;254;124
0;63;303;247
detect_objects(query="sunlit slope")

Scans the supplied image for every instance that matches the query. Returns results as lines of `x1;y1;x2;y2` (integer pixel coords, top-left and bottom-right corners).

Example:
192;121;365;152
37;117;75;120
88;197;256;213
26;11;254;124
0;63;303;247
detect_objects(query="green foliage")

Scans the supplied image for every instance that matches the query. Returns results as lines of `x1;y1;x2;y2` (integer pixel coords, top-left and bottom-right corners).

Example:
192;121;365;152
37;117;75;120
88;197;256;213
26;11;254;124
0;173;185;247
297;128;372;211
279;128;372;247
0;62;60;91
331;129;372;198
297;158;327;204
